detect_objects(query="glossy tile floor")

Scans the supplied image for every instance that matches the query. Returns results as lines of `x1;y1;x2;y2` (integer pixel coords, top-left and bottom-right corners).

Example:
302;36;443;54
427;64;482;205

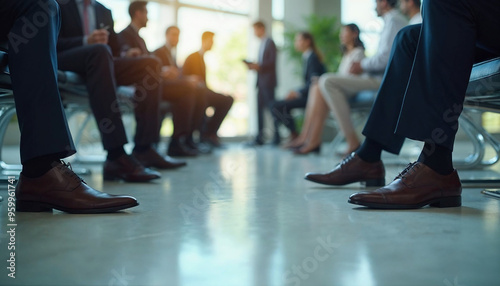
0;142;499;286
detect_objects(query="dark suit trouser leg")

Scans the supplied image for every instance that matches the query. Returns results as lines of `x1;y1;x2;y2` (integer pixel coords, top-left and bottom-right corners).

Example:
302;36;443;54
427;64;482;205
271;97;308;135
162;80;195;138
364;0;500;154
396;0;500;151
362;25;421;154
191;86;208;135
1;0;75;163
203;89;233;135
114;56;161;147
57;44;128;151
256;87;275;140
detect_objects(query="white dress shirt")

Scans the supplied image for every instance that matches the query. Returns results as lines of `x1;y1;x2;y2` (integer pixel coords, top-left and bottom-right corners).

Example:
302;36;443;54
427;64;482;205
360;9;408;75
258;37;269;64
338;47;366;76
409;12;423;25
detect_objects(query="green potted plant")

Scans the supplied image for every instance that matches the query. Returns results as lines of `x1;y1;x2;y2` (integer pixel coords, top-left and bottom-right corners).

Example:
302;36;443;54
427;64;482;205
284;14;342;74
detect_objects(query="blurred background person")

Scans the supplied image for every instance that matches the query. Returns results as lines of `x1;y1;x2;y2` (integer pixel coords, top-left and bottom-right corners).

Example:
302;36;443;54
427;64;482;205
118;1;202;157
154;26;213;152
286;24;365;155
182;31;234;148
317;0;407;155
244;21;277;146
400;0;422;25
271;32;326;146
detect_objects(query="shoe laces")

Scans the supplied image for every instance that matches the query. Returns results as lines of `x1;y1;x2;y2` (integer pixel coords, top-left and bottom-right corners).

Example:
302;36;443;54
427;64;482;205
59;160;85;184
395;162;420;180
339;153;356;166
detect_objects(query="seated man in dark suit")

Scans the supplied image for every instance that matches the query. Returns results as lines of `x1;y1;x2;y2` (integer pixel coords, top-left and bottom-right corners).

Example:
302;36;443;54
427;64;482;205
56;0;185;182
183;32;234;147
271;32;326;146
119;1;200;157
305;0;500;209
153;26;208;151
1;0;137;213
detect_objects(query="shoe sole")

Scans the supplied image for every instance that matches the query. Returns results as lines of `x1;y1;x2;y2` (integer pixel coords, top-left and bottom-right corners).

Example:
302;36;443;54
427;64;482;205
305;177;385;187
16;200;139;214
348;196;462;209
103;174;160;182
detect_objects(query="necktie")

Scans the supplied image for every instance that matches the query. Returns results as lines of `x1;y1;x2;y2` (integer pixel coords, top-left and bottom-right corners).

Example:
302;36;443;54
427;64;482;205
83;0;91;35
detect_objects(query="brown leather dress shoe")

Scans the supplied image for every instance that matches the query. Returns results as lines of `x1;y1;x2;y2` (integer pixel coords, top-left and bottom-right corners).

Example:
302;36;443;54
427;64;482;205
16;162;138;214
304;153;385;186
103;154;161;182
132;148;187;170
348;162;462;209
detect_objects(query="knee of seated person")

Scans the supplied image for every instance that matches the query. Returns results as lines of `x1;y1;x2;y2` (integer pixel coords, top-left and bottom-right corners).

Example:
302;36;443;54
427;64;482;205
90;43;112;58
144;56;162;71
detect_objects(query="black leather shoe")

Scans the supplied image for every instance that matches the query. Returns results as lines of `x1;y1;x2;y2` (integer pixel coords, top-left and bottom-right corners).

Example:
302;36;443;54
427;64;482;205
103;154;161;182
133;148;186;170
168;138;198;157
16;161;138;213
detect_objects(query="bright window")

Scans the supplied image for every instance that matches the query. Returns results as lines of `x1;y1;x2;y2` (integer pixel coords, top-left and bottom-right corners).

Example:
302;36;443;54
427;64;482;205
341;0;382;57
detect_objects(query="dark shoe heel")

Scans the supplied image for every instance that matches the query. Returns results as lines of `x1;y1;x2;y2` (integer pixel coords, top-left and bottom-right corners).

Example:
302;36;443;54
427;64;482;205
103;174;120;181
16;201;52;212
430;196;461;208
363;178;385;187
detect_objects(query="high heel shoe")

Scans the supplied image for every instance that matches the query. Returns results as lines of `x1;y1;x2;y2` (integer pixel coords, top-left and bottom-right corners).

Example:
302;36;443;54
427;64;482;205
294;145;321;155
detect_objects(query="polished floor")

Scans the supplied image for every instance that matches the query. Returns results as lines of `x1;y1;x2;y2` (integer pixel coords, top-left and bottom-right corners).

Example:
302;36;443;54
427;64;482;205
0;142;499;286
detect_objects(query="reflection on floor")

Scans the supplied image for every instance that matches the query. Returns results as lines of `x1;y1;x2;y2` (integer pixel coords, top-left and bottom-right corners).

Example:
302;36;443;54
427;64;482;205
0;142;499;286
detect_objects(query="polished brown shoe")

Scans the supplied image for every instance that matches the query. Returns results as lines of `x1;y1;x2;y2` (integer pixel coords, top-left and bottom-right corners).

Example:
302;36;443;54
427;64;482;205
132;148;186;170
304;153;385;186
16;161;138;214
348;162;462;209
103;154;161;182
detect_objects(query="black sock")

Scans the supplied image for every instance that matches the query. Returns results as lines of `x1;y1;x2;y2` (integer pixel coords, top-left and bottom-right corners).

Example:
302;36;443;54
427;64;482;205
418;142;453;175
133;144;151;154
107;146;126;161
356;138;383;163
22;154;61;178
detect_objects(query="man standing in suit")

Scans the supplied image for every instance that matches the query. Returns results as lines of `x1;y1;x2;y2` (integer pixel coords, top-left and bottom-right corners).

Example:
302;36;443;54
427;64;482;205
56;0;186;181
306;0;500;209
2;0;137;213
119;1;202;157
244;21;277;146
182;32;234;148
153;26;208;150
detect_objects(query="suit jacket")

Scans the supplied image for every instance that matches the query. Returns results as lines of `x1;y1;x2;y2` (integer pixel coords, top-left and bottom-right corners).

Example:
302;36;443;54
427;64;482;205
118;25;149;55
183;52;206;82
298;52;326;98
154;46;178;68
57;0;121;57
257;38;277;89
